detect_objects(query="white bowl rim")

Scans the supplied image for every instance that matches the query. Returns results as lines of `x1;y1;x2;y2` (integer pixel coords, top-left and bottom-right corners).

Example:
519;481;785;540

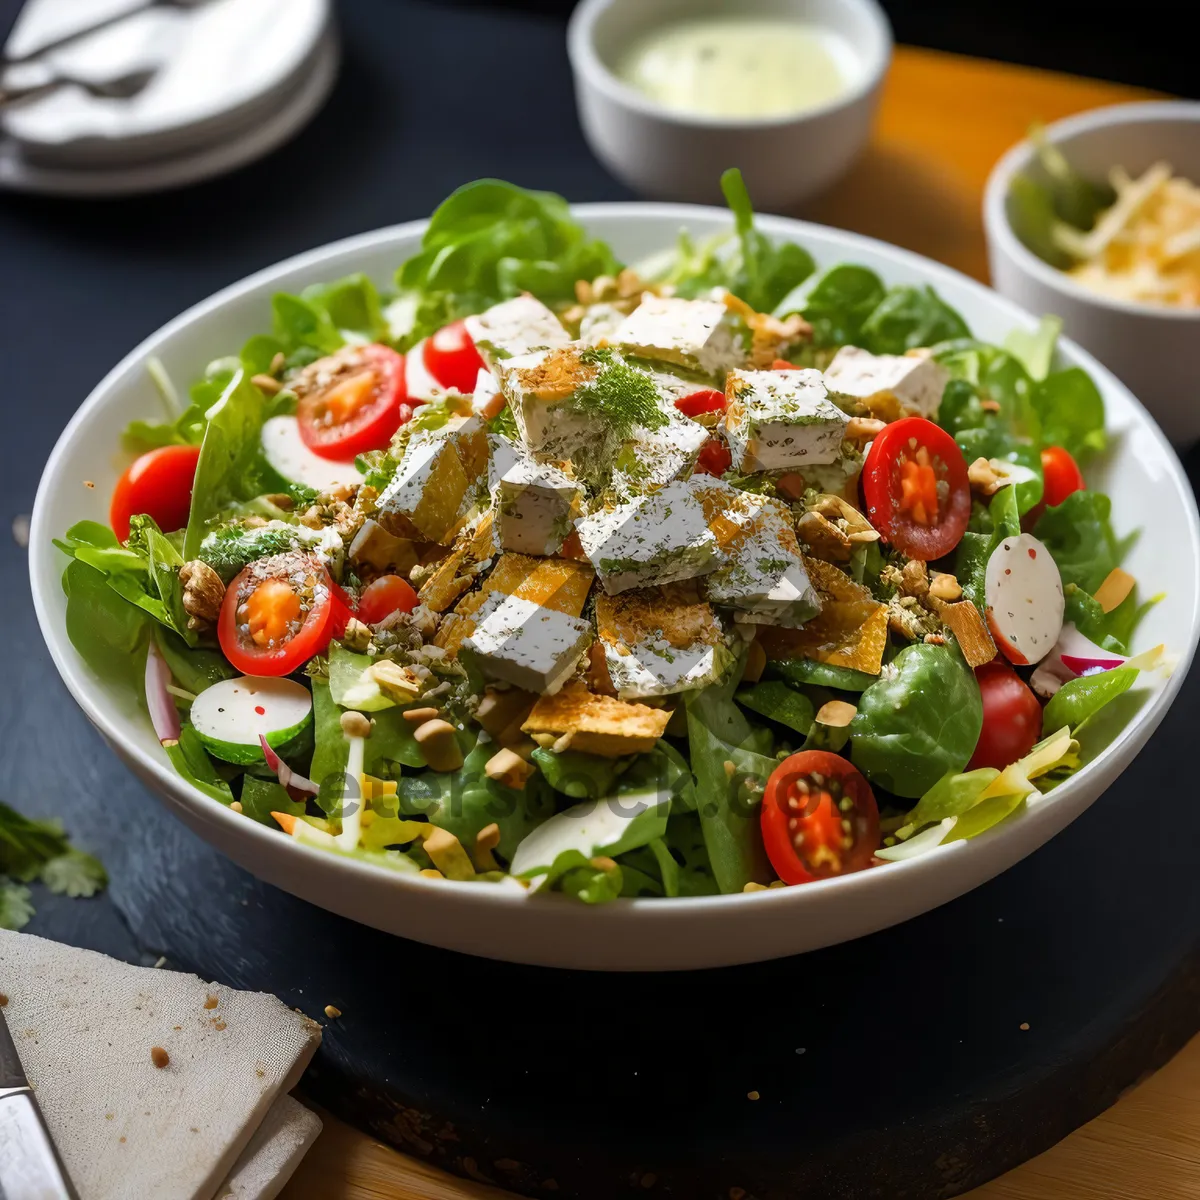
566;0;893;132
28;201;1200;933
983;100;1200;323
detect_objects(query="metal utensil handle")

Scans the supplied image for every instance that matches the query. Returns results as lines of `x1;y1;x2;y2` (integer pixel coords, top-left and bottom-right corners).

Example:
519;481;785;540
0;1088;79;1200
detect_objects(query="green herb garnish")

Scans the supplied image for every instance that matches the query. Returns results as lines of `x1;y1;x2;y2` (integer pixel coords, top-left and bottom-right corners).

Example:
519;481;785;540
574;347;667;439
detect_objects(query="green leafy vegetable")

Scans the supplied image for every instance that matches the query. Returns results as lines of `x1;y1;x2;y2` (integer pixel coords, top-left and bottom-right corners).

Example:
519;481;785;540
1003;315;1061;382
1006;173;1074;269
1033;490;1121;593
575;346;669;438
769;658;877;693
850;643;983;798
955;486;1021;609
684;672;776;894
1042;666;1138;735
1063;584;1130;656
61;557;151;687
531;748;623;800
735;680;815;735
239;776;305;827
900;768;998;834
860;286;970;355
774;264;886;348
153;628;235;695
1032;367;1107;462
198;521;319;583
164;725;235;805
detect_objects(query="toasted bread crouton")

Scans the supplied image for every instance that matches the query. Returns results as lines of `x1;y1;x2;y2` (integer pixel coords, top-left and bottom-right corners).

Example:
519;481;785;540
521;683;672;757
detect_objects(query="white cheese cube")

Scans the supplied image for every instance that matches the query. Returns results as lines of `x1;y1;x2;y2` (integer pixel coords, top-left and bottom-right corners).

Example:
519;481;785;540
596;586;729;699
724;368;848;472
574;481;718;595
613;294;749;377
405;412;489;484
697;481;820;626
462;592;592;695
611;403;709;502
577;302;627;346
497;348;616;465
464;295;571;373
823;346;951;419
494;457;583;557
376;438;470;544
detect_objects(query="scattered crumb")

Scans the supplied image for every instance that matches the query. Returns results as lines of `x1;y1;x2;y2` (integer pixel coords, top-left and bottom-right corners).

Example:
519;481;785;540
1020;1022;1030;1031
324;1004;342;1019
83;480;95;489
150;1047;169;1069
203;995;219;1010
746;1090;760;1101
119;1137;126;1144
229;800;243;813
11;516;29;549
795;1047;806;1055
190;1127;199;1134
152;957;167;969
173;1026;182;1031
730;1189;747;1200
212;1019;227;1031
256;1069;264;1078
0;993;7;1007
723;759;736;779
106;1113;114;1121
640;1172;657;1188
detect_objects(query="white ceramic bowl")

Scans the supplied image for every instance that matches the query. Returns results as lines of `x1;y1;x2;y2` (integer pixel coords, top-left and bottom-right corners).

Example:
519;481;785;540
984;102;1200;446
567;0;891;210
29;206;1200;971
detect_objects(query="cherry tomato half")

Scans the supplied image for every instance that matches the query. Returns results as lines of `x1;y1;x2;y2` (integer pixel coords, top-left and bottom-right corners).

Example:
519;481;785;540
694;439;732;478
1041;446;1085;509
110;444;201;542
423;320;486;394
296;344;409;462
861;417;971;560
967;660;1043;771
218;552;348;677
675;388;726;418
356;575;419;625
761;751;880;884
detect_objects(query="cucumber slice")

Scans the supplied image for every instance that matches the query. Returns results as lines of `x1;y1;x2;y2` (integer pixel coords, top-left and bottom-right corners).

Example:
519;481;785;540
190;675;314;765
261;415;363;491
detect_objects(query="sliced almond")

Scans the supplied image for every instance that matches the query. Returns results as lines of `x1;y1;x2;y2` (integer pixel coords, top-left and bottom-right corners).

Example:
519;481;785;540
1094;567;1135;614
815;700;857;728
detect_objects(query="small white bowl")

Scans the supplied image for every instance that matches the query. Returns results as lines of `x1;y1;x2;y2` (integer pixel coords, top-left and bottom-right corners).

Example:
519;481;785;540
567;0;892;210
984;102;1200;446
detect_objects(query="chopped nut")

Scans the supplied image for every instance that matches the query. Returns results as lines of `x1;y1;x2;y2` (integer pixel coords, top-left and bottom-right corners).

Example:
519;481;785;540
888;595;941;641
402;706;441;724
341;617;372;653
178;560;225;630
485;747;536;790
269;351;286;376
150;1047;169;1069
414;719;464;772
324;1005;342;1019
589;856;618;873
845;416;887;442
741;638;767;684
368;659;422;701
419;868;444;880
898;559;929;598
340;711;373;739
797;510;853;562
423;826;475;878
477;687;536;737
551;731;575;754
742;882;770;893
229;801;243;814
815;700;857;727
252;373;282;395
746;1091;760;1101
473;823;502;872
723;759;737;779
980;398;1002;413
574;278;594;305
929;572;963;602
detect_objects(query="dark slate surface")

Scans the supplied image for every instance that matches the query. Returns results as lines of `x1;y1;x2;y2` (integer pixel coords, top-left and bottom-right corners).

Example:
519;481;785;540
2;2;1196;1196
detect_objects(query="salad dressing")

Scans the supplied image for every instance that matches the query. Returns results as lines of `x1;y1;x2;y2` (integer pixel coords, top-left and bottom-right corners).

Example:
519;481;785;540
614;16;857;120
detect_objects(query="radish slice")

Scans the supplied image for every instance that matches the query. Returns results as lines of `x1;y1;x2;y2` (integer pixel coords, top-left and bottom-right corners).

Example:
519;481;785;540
985;533;1064;666
259;734;320;796
145;640;182;745
1030;624;1126;698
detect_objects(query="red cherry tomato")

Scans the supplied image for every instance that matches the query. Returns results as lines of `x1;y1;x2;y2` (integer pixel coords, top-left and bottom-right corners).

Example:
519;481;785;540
110;444;201;542
1041;446;1085;508
422;320;486;394
761;751;880;884
218;552;348;677
694;439;732;477
967;660;1043;771
296;344;409;461
861;417;971;560
771;359;795;370
357;575;419;625
675;388;726;418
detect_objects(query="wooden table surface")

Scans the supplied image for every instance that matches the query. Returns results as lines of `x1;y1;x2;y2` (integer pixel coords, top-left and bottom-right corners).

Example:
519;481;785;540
282;45;1197;1200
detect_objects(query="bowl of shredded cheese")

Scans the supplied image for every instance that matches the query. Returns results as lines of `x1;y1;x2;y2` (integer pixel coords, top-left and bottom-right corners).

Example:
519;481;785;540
984;102;1200;445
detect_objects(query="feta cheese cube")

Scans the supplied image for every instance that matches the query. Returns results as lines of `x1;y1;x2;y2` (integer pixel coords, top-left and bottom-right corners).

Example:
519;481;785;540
595;584;729;699
610;403;709;501
613;294;749;377
406;412;489;485
823;346;951;419
574;481;717;595
494;456;584;557
696;480;820;627
376;438;471;544
464;295;571;373
497;347;616;465
724;368;848;472
462;592;592;695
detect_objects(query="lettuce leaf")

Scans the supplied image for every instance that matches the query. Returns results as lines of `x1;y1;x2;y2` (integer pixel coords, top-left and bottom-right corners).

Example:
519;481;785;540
1033;490;1122;594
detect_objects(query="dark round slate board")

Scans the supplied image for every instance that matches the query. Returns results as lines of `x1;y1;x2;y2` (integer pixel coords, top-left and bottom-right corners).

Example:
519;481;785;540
2;3;1197;1195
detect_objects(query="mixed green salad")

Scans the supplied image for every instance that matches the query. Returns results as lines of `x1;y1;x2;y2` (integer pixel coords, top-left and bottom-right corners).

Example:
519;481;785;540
56;170;1164;903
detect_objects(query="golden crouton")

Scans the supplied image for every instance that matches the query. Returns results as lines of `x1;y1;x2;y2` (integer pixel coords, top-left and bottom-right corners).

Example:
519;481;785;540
521;684;672;757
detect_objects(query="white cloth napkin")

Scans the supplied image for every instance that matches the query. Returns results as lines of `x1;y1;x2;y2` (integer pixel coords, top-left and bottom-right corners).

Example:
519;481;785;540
0;930;323;1200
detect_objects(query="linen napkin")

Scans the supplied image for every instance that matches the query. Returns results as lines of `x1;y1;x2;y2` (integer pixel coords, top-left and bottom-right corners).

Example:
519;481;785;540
0;930;323;1200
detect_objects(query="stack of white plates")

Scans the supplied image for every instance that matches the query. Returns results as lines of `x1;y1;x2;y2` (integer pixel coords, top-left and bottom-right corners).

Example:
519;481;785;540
0;0;338;196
